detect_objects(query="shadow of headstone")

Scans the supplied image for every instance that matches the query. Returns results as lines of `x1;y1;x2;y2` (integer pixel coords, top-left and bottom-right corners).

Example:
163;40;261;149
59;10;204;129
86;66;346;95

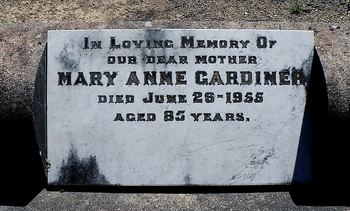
290;49;350;206
0;45;47;206
0;118;46;206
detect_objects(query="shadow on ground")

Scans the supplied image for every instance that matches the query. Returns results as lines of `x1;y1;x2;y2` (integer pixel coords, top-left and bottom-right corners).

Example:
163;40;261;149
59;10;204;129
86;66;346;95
290;49;350;206
0;118;46;206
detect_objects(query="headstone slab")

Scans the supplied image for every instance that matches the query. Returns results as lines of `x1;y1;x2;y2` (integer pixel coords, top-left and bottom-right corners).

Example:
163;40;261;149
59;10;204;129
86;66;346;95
46;29;314;186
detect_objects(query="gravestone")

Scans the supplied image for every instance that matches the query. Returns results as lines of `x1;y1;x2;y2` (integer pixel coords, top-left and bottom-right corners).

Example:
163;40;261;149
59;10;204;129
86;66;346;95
41;29;314;186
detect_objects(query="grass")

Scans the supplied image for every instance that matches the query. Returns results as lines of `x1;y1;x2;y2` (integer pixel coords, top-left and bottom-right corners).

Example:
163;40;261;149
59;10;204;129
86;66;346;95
290;0;303;14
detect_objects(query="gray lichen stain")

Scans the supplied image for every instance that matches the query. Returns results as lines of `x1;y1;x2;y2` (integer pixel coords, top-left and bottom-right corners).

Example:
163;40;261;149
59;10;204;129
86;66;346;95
58;44;80;72
249;149;274;166
184;174;191;185
53;147;109;185
231;148;275;182
301;49;314;88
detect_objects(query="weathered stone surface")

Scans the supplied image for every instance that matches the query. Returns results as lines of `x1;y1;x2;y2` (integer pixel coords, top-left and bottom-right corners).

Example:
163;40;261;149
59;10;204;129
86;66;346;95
45;29;314;186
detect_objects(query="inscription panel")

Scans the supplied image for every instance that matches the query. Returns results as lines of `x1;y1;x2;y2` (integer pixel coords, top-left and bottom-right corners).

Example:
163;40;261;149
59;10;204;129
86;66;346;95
47;29;314;185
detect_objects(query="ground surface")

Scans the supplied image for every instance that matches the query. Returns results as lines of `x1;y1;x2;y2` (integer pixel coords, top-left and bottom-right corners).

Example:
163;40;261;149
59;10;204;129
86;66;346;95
0;189;347;211
1;0;349;24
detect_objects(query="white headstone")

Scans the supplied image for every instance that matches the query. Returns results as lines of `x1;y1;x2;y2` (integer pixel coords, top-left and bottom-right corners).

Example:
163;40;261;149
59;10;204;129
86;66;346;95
47;29;314;186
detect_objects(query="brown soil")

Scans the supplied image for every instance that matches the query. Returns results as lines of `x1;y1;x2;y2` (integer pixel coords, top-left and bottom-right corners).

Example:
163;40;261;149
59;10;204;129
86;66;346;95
1;0;349;24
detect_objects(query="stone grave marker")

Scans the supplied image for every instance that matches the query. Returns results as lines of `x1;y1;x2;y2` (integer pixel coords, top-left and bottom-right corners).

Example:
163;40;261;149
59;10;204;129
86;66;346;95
43;29;314;186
